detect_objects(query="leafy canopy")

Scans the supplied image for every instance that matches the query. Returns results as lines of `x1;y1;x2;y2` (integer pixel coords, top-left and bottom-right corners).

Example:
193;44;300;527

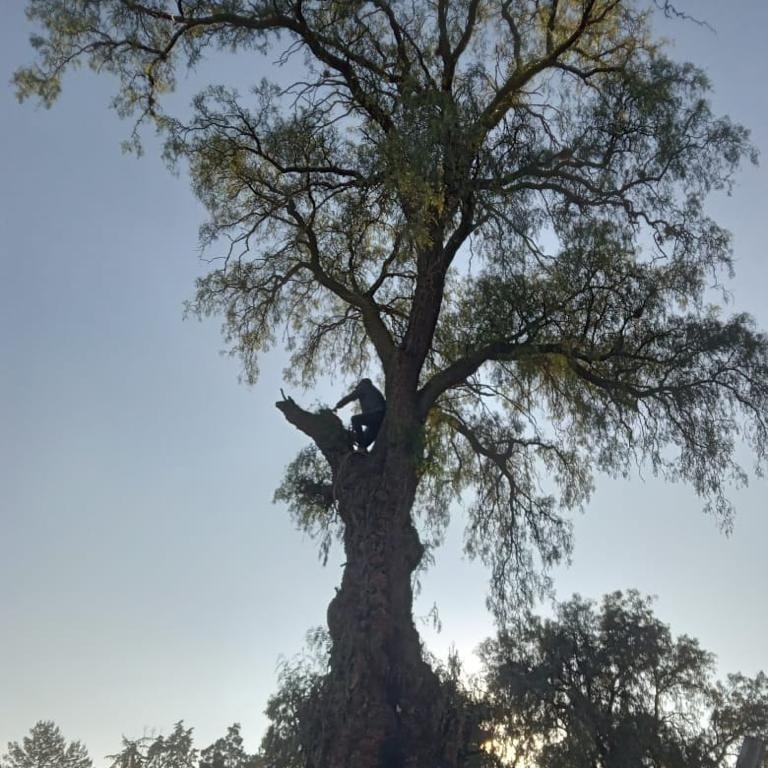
2;721;92;768
480;591;768;768
16;0;768;617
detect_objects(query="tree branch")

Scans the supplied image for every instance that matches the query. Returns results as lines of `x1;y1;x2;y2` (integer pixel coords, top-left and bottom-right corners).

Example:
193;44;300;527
286;200;396;369
275;393;352;469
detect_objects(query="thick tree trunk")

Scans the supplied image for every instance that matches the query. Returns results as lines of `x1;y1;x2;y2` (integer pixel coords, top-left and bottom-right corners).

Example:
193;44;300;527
276;396;474;767
309;450;455;767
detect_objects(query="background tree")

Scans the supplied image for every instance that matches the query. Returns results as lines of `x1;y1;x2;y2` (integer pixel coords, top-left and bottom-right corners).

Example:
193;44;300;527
199;724;263;768
108;722;197;768
108;723;262;768
2;722;91;768
256;594;768;768
16;1;768;765
479;591;768;768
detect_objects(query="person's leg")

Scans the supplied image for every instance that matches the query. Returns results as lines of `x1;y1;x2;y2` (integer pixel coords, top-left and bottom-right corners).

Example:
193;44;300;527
350;413;366;446
357;410;384;448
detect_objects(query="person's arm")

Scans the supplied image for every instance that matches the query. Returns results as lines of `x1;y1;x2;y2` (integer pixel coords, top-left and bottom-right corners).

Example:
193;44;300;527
334;386;359;411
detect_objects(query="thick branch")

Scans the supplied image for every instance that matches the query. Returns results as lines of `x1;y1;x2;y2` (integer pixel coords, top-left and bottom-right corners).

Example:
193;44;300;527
419;336;553;415
275;393;352;468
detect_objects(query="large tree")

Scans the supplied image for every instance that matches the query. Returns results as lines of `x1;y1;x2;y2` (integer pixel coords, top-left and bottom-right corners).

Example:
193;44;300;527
16;1;768;765
479;591;768;768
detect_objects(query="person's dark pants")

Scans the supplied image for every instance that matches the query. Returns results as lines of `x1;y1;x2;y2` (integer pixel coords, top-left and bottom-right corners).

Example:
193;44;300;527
351;410;385;448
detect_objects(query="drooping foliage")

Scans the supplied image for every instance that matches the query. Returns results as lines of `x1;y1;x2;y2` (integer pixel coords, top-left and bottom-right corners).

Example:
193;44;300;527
16;1;768;620
259;630;492;767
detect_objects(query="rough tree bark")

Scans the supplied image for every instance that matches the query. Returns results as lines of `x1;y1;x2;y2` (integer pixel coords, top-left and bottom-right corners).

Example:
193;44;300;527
276;393;467;767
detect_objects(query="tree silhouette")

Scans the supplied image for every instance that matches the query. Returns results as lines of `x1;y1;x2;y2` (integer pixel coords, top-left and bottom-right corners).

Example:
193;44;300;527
17;2;768;764
480;592;768;768
3;721;91;768
107;723;263;768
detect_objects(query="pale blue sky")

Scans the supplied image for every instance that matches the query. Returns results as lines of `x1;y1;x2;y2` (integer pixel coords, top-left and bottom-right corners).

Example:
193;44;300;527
1;2;766;764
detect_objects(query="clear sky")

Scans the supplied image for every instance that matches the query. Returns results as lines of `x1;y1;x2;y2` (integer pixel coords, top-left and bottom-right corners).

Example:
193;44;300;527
1;2;766;764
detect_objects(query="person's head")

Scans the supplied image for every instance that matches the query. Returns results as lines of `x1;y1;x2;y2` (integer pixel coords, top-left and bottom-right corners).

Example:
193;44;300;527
359;377;373;389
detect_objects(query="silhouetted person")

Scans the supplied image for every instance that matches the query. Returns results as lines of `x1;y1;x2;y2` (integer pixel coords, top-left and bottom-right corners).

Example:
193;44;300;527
334;378;386;449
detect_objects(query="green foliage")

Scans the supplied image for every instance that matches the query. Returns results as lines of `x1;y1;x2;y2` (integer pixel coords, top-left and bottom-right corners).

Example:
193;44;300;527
273;446;340;565
2;722;92;768
259;629;330;768
479;591;768;768
17;0;768;617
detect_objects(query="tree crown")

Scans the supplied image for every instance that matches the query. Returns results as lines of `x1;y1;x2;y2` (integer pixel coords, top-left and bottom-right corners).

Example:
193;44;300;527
17;0;768;617
3;721;92;768
480;591;768;768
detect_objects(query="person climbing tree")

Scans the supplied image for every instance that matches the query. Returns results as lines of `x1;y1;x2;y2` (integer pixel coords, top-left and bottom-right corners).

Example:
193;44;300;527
333;378;386;450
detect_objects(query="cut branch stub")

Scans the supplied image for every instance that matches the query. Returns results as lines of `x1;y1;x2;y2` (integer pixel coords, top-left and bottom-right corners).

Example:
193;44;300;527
275;394;352;468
